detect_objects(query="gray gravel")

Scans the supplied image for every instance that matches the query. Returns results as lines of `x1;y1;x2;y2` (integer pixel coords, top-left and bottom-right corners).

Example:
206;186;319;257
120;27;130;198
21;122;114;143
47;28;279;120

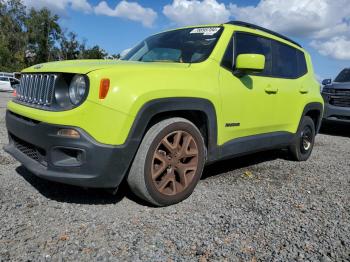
0;92;349;261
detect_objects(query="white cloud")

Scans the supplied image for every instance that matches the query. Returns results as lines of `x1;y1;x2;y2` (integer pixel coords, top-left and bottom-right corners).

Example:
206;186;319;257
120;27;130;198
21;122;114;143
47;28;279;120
311;36;350;60
94;1;157;27
22;0;92;14
229;0;350;61
230;0;350;39
163;0;230;26
70;0;92;13
21;0;157;27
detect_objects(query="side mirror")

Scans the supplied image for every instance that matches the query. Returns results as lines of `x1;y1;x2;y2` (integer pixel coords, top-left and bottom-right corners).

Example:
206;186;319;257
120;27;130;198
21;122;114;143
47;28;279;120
322;79;332;86
234;54;265;77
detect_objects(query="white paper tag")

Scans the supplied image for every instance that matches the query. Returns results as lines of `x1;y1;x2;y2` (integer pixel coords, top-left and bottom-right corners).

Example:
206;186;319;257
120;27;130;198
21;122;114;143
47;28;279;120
190;27;220;36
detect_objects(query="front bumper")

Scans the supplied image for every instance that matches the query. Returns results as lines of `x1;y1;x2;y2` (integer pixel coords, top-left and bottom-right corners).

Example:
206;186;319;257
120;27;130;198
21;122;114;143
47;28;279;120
323;102;350;123
4;110;138;188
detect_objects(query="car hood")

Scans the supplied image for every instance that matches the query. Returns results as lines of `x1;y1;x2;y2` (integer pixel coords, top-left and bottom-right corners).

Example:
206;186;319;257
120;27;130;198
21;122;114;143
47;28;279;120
22;60;191;74
329;81;350;89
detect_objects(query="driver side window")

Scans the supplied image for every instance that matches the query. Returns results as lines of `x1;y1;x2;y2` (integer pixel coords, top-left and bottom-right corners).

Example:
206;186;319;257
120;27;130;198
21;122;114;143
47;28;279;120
235;32;273;76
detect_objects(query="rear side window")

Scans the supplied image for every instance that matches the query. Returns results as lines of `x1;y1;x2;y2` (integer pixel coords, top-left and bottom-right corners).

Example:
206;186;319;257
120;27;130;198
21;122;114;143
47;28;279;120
0;77;9;82
272;41;307;78
235;32;273;76
222;32;308;79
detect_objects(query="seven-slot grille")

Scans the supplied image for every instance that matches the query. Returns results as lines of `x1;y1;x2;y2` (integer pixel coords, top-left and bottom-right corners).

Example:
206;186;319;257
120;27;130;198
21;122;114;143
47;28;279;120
16;74;57;106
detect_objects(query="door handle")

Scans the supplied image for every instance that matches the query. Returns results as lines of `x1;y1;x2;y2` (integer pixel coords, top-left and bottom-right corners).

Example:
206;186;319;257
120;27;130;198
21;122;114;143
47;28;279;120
265;86;278;94
299;87;309;94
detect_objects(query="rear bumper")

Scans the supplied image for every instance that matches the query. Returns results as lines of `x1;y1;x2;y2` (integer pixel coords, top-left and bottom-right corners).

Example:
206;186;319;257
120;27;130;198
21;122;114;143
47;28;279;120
4;110;139;188
323;102;350;123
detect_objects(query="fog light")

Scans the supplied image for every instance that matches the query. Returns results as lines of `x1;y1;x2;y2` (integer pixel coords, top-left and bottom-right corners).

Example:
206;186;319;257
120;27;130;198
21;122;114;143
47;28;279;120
57;129;80;138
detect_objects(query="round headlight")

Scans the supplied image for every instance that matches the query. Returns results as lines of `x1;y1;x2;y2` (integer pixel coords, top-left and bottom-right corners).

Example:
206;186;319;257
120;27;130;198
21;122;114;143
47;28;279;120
69;75;87;105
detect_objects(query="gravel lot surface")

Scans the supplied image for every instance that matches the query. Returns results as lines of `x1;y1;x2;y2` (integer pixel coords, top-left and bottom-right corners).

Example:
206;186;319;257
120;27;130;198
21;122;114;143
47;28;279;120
0;92;349;261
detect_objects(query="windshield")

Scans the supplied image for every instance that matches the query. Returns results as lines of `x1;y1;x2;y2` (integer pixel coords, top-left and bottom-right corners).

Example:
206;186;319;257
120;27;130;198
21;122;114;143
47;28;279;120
122;27;223;63
334;69;350;83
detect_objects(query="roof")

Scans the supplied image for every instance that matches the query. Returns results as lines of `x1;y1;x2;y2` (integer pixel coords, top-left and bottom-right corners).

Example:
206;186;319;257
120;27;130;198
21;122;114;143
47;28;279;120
225;21;301;48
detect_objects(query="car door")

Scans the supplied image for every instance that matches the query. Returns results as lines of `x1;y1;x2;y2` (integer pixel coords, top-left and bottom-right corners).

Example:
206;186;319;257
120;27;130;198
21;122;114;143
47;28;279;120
219;32;279;144
267;40;308;132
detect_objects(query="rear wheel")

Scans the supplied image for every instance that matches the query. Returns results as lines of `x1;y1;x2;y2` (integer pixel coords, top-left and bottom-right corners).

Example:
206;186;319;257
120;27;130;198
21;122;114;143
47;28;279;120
288;116;315;161
127;118;206;206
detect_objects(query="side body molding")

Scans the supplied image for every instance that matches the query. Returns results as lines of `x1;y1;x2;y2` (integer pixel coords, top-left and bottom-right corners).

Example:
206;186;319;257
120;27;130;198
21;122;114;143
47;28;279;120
126;100;324;170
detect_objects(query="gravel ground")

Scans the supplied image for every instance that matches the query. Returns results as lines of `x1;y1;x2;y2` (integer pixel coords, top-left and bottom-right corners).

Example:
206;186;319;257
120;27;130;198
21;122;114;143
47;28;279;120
0;92;349;261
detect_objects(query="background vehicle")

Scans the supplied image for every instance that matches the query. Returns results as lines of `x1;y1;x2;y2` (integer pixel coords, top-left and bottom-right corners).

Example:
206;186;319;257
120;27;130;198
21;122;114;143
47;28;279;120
0;76;20;92
322;68;350;123
5;21;323;206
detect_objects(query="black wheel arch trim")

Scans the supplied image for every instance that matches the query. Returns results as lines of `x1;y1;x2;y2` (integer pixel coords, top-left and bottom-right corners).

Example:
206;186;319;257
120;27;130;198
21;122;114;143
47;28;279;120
126;97;219;157
298;102;324;134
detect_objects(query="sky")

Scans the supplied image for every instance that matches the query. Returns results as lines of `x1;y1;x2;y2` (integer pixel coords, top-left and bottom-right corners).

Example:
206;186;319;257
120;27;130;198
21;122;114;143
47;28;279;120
22;0;350;80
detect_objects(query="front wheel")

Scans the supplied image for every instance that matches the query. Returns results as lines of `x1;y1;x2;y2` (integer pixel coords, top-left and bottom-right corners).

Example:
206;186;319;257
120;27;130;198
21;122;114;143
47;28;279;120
288;116;316;161
127;118;206;206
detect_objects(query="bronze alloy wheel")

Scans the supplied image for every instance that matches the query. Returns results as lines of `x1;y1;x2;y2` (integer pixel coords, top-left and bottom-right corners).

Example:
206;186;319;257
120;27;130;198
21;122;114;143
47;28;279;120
127;118;205;206
151;131;199;196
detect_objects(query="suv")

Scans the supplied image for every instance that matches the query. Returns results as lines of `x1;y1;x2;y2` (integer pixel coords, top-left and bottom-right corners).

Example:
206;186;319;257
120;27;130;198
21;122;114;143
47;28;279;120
5;21;323;206
322;68;350;122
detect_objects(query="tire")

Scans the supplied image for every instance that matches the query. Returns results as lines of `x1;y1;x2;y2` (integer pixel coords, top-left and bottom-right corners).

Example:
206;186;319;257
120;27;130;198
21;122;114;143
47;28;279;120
127;118;206;206
288;116;316;161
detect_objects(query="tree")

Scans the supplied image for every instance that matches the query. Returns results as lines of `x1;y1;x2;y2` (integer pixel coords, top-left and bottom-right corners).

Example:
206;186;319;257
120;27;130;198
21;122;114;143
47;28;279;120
0;0;27;71
80;45;107;59
60;31;81;60
25;8;61;64
0;0;111;72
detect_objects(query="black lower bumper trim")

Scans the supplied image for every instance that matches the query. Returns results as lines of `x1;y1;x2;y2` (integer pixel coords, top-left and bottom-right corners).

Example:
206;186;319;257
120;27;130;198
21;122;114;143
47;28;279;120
4;111;139;188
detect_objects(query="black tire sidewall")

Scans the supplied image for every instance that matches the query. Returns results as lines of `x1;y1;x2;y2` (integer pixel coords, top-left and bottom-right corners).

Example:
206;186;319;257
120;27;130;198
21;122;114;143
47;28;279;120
143;121;205;206
294;117;316;161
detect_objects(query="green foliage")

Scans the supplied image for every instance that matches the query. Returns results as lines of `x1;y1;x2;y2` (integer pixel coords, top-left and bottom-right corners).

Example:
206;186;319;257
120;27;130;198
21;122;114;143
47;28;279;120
0;0;27;71
79;45;107;59
25;8;61;64
0;0;112;72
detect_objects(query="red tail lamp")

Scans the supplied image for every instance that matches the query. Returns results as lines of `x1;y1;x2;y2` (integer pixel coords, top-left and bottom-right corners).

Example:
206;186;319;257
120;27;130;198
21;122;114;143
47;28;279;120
12;90;17;97
99;78;110;99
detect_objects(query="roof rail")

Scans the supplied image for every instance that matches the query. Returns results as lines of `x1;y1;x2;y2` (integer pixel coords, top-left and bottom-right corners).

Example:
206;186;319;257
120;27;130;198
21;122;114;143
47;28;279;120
225;21;301;48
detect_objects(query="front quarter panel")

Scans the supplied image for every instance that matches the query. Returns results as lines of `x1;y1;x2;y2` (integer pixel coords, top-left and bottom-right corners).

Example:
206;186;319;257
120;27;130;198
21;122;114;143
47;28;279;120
86;61;222;144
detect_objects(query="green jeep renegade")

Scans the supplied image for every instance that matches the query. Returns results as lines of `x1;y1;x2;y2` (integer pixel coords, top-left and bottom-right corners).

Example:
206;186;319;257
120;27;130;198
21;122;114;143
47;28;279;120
5;21;323;206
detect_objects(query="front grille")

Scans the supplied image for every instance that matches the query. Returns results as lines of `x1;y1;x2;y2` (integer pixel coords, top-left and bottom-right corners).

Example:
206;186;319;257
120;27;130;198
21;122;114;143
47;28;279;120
330;97;350;107
16;74;57;107
11;134;46;164
334;89;350;96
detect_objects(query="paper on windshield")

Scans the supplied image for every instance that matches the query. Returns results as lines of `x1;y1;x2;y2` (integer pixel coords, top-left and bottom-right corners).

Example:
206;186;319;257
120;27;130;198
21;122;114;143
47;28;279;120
190;27;221;36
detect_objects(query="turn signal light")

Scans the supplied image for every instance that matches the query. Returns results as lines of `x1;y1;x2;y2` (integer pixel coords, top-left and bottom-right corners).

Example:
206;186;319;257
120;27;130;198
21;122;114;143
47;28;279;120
99;78;110;99
57;129;80;139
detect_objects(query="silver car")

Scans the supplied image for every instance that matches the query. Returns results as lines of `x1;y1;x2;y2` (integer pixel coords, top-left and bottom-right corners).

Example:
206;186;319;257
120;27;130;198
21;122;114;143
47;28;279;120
0;76;20;92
